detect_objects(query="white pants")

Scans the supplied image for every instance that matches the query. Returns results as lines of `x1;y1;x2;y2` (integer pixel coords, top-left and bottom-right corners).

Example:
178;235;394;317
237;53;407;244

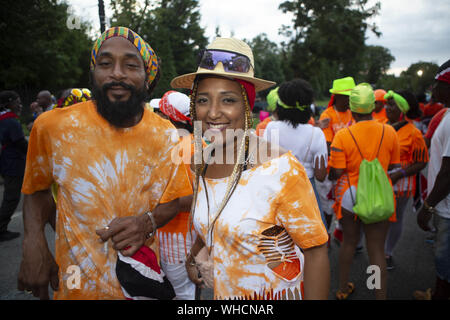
161;260;196;300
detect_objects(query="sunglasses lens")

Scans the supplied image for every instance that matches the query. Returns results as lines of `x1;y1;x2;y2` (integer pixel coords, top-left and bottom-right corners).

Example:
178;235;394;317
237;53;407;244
199;50;251;73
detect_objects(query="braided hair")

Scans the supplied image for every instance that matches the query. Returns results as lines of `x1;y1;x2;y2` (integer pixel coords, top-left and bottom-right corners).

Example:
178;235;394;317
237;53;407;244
188;75;252;250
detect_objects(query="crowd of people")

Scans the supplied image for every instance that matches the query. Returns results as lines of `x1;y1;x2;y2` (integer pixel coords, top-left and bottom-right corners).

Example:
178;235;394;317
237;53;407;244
0;26;449;300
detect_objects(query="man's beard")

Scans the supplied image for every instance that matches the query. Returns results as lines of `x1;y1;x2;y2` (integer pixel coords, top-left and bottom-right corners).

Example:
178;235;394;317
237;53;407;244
91;79;148;128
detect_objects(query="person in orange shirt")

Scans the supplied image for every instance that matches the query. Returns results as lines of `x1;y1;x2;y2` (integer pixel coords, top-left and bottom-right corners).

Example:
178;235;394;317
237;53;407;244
17;27;192;300
372;89;388;123
317;77;355;239
155;90;201;299
329;83;401;300
384;90;428;270
172;37;329;300
319;77;356;150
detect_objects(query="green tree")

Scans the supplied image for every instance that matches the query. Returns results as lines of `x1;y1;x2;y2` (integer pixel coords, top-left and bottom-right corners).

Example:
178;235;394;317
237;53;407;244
278;0;382;98
0;0;93;121
400;61;439;94
246;34;285;97
360;45;395;84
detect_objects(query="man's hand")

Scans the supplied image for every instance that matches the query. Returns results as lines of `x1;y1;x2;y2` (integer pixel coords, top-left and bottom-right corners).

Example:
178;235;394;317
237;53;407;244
96;214;151;257
417;205;433;232
18;191;59;300
17;236;59;300
317;118;330;129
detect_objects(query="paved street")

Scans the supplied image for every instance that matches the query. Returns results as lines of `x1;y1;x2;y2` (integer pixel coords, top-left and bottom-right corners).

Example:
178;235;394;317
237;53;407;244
0;184;436;300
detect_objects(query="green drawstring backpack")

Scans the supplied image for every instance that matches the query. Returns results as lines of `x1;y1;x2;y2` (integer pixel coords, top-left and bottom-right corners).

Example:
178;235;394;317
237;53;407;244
346;125;395;224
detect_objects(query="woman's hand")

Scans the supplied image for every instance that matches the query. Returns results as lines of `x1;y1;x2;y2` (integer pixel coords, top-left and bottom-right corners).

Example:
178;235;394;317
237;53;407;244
185;253;204;286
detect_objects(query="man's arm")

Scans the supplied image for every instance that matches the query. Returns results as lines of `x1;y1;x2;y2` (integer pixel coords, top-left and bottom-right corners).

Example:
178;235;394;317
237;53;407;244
17;190;59;300
96;198;180;257
389;162;427;185
418;157;450;231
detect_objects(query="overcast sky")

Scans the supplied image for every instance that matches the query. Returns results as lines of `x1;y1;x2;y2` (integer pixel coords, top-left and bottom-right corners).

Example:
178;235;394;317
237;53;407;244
69;0;450;75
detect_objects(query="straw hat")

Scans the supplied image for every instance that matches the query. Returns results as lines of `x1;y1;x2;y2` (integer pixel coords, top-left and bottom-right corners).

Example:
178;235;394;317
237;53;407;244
329;76;356;96
171;37;276;92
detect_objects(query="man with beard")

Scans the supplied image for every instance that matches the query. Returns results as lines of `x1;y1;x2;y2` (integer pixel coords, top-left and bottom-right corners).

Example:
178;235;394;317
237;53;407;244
17;27;192;300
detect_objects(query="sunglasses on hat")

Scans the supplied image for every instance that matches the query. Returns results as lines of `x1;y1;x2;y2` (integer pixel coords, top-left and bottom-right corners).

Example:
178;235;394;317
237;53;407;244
197;49;253;74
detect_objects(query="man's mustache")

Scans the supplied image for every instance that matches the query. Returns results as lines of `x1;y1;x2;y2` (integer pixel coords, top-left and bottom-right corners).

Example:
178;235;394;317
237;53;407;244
102;82;135;92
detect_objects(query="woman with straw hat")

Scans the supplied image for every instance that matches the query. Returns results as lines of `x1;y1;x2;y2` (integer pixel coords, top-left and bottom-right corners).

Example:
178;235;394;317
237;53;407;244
171;37;329;300
328;83;401;300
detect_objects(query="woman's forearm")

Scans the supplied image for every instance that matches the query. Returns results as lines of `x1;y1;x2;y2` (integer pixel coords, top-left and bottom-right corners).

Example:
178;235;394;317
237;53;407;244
303;244;330;300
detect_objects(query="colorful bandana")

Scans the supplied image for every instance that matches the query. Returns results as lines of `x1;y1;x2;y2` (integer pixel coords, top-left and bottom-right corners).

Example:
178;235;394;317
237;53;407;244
58;88;92;108
384;90;410;114
159;90;192;124
90;27;159;85
435;66;450;85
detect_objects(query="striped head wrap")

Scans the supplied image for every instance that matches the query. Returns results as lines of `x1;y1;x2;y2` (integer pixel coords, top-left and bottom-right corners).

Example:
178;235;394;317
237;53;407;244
90;27;159;85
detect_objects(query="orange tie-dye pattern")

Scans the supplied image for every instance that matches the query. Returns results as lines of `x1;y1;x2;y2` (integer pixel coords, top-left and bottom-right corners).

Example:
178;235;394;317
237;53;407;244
193;152;328;300
22;101;192;299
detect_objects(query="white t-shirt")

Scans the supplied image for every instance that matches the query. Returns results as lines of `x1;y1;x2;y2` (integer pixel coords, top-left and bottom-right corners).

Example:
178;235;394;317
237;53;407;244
263;121;328;179
427;111;450;218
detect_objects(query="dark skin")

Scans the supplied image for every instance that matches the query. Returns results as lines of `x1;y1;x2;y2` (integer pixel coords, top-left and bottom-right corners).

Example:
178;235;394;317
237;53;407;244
36;91;52;111
324;94;351;153
17;37;180;299
334;94;350;113
385;98;427;184
328;111;399;299
374;100;385;114
186;77;330;299
417;80;450;232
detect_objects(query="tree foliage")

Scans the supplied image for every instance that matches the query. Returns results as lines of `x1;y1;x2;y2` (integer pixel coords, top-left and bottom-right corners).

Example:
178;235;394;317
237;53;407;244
0;0;93;99
278;0;384;97
377;61;439;94
110;0;208;98
245;34;286;98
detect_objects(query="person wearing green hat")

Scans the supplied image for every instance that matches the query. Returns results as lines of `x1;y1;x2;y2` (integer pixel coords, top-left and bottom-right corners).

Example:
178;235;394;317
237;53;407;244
317;76;356;241
255;87;279;136
328;83;401;300
384;90;428;271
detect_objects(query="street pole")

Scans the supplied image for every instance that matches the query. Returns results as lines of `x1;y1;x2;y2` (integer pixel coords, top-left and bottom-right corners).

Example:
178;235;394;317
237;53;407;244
98;0;106;33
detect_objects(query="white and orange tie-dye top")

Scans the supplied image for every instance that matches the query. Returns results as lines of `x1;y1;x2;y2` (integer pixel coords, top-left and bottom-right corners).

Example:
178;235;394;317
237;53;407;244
193;152;328;300
22;101;192;300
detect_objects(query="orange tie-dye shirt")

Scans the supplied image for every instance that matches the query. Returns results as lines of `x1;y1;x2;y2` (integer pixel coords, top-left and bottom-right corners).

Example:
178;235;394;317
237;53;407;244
193;152;328;300
22;101;192;300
